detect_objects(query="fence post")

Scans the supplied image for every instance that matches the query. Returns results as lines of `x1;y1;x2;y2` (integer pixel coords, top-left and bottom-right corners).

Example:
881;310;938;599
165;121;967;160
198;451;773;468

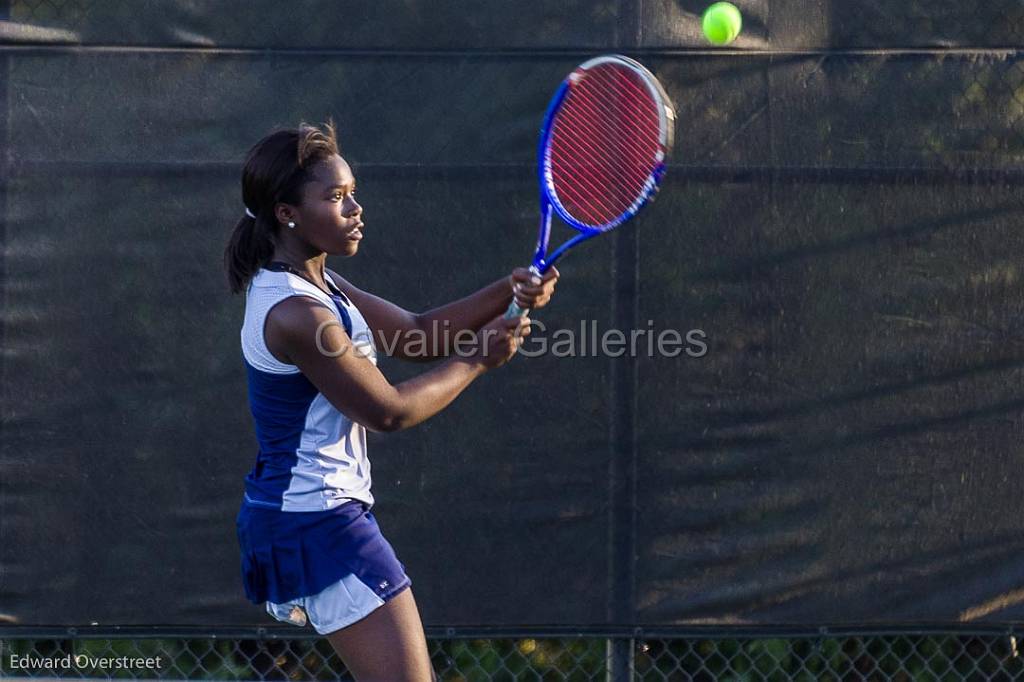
607;637;635;682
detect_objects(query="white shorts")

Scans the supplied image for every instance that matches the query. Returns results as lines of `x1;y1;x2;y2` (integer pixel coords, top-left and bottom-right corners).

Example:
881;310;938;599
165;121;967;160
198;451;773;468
266;573;411;635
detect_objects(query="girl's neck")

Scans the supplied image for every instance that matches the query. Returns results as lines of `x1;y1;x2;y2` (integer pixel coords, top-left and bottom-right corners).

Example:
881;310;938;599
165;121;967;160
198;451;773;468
271;248;327;285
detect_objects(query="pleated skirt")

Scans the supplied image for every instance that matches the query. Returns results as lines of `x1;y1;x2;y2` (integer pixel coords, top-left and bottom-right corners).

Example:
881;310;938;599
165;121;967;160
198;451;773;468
236;498;411;606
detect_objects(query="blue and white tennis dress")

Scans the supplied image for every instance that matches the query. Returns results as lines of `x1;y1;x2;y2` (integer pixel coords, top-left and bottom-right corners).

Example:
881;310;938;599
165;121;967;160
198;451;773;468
235;263;411;634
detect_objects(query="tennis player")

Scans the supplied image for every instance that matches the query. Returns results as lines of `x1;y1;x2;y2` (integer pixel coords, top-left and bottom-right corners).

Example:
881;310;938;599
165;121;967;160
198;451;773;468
224;120;558;682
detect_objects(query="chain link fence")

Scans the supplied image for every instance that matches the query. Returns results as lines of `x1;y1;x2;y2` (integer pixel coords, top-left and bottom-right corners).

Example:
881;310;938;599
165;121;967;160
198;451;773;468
1;631;1022;680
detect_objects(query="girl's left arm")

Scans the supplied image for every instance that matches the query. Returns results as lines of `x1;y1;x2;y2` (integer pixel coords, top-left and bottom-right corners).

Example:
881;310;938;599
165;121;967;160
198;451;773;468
328;267;558;362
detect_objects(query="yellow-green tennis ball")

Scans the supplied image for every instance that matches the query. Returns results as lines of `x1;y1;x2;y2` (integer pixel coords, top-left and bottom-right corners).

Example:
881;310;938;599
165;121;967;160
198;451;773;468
702;2;742;45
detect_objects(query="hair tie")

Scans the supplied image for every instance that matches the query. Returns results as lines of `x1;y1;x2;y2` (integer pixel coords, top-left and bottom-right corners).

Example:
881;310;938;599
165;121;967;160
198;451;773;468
244;206;257;219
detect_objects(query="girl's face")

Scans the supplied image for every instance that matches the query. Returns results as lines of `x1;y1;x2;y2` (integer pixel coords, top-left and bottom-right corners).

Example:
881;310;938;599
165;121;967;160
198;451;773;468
290;154;364;257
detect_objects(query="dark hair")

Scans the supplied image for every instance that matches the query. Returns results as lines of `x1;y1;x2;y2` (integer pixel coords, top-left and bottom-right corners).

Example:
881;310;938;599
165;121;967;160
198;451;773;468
224;119;340;294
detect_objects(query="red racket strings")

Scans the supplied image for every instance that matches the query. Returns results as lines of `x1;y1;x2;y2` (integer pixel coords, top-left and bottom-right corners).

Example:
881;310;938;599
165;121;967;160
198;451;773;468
547;63;663;227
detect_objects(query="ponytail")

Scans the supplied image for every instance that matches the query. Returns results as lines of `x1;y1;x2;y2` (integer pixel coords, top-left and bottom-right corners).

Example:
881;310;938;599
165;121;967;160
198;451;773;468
224;212;275;294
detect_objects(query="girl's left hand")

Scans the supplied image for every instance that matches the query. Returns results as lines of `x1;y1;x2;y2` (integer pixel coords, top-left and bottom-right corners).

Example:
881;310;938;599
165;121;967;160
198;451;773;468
510;266;560;311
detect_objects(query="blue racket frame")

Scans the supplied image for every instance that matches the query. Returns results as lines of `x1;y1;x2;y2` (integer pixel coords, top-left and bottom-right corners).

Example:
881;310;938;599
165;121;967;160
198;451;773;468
506;54;673;319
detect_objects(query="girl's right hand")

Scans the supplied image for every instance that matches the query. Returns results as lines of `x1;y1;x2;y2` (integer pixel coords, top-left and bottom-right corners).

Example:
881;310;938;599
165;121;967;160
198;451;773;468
474;314;532;369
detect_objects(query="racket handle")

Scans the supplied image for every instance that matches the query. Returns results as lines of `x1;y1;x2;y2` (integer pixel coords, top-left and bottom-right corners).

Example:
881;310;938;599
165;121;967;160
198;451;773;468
504;300;530;319
504;265;542;319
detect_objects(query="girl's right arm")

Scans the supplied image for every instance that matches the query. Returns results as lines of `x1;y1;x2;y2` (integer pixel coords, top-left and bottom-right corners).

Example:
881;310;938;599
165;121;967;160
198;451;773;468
263;296;530;432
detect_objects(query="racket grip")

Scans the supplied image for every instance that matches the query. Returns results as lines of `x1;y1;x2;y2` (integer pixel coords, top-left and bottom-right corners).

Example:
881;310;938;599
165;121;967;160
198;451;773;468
504;300;530;319
504;265;542;319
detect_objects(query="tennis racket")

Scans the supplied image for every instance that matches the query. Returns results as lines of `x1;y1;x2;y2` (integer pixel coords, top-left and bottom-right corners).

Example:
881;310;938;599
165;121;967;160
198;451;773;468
506;54;675;318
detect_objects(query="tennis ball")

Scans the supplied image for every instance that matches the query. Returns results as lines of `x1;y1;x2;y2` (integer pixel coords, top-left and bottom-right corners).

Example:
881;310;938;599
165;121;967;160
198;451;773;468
702;2;742;45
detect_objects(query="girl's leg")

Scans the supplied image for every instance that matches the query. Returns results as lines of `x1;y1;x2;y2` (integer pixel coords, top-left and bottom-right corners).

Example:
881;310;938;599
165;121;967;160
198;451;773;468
326;587;436;682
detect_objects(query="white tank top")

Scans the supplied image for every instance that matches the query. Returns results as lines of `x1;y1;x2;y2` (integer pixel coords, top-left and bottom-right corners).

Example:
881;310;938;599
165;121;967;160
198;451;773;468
240;266;377;511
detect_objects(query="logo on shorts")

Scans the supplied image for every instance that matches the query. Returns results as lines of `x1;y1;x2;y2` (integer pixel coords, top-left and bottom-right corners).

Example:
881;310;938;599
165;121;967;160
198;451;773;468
379;580;389;591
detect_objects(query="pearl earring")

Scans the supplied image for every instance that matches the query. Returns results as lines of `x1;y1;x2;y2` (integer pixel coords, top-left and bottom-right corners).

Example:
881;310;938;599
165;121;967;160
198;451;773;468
287;221;295;229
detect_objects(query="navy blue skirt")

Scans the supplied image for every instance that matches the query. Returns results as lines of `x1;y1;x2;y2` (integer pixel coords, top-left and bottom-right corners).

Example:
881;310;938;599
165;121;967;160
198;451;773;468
236;498;411;606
